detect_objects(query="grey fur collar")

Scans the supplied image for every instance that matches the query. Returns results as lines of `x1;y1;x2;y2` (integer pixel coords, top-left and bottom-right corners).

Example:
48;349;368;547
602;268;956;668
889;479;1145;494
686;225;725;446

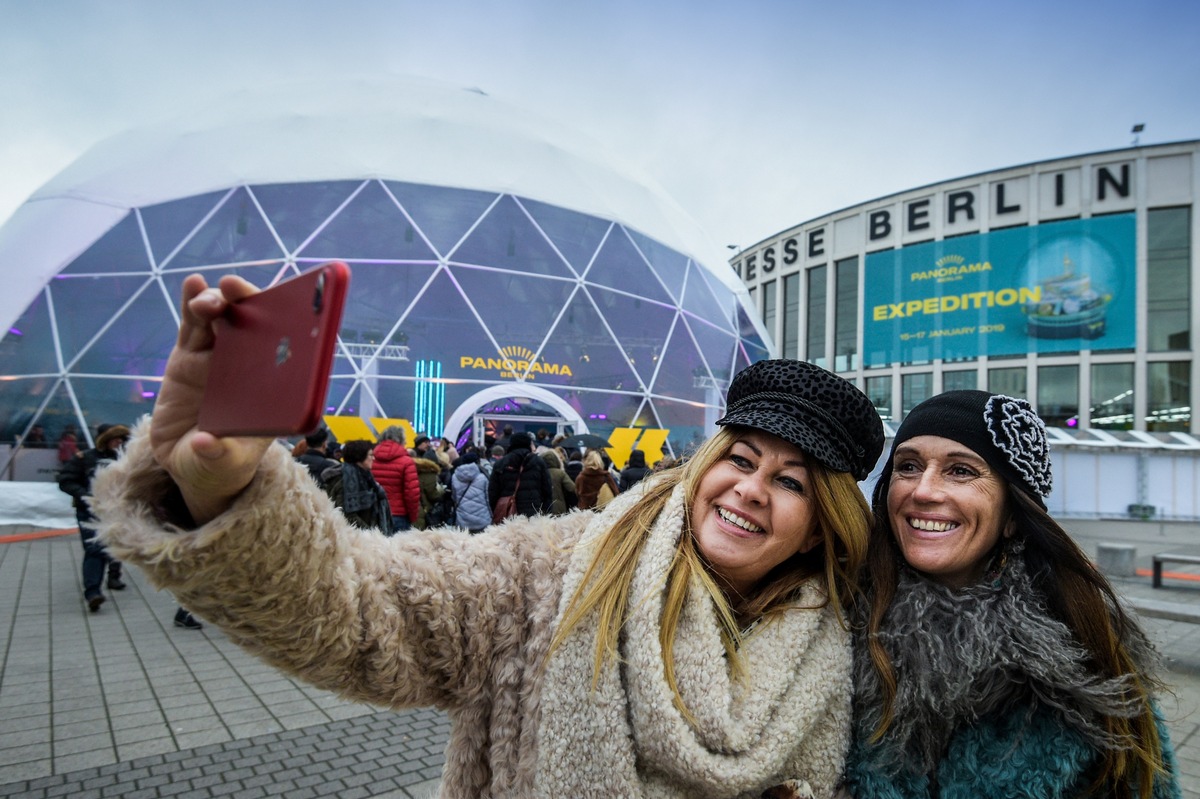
852;542;1159;774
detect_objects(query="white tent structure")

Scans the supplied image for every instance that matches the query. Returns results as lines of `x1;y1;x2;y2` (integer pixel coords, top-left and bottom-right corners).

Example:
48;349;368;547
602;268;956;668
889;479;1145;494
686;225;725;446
0;77;771;466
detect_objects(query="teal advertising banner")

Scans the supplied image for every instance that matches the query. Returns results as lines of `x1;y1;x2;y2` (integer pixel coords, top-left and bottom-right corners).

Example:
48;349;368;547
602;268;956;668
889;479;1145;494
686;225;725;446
862;214;1136;367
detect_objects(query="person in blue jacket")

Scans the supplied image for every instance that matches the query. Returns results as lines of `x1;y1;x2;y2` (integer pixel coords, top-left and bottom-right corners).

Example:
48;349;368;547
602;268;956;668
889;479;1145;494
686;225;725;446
842;391;1181;799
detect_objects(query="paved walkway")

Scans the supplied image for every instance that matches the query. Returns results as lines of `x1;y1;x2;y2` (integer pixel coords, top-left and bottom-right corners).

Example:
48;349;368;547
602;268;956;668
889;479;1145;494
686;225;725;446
2;519;1200;797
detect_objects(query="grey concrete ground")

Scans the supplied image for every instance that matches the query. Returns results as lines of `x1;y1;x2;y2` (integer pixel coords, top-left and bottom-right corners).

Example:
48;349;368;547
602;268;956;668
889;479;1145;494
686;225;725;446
2;518;1200;798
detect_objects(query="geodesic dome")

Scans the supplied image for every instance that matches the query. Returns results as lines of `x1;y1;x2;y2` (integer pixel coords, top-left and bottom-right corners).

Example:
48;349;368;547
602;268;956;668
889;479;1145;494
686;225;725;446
0;79;770;455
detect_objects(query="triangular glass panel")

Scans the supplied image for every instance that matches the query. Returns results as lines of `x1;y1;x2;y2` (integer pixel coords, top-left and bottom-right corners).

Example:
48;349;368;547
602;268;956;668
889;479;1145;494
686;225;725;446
625;228;689;303
586;286;676;387
51;275;153;366
1;289;60;376
252;181;363;255
571;391;643;437
321;377;358;417
141;190;230;267
583;227;674;304
537;292;640;390
385;181;499;259
645;397;711;457
60;213;154;276
334;262;440;372
160;186;288;270
71;376;160;431
72;282;179;376
735;305;770;353
683;316;739;385
649;314;710;401
388;269;496;382
159;264;288;311
299;180;436;262
0;376;66;445
518;197;611;275
451;265;575;353
681;264;735;332
449;195;574;278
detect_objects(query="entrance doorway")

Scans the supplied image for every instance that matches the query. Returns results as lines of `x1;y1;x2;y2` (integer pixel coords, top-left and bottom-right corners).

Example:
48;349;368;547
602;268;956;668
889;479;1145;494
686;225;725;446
442;384;589;451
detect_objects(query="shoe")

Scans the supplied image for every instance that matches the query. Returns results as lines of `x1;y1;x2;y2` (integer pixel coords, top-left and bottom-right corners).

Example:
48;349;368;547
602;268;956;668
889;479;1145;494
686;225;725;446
87;594;105;612
107;578;126;590
174;610;203;630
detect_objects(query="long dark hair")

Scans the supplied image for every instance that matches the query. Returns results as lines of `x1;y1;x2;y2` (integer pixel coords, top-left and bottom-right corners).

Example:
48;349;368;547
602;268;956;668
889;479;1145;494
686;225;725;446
861;459;1169;798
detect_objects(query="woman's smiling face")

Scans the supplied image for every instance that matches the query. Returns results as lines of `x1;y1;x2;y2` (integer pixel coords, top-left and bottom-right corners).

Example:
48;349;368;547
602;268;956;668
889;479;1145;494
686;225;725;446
690;429;821;597
887;434;1009;588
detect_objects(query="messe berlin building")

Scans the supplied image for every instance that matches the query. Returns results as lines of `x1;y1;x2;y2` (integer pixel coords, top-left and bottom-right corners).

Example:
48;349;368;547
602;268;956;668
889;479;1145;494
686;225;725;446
734;140;1200;518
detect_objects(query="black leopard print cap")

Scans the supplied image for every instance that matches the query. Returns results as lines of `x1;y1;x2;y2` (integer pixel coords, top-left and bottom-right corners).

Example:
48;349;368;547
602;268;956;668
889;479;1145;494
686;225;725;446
716;359;885;480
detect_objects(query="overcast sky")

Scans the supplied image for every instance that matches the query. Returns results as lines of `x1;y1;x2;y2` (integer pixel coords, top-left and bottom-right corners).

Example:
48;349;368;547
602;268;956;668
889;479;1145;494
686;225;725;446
2;0;1197;257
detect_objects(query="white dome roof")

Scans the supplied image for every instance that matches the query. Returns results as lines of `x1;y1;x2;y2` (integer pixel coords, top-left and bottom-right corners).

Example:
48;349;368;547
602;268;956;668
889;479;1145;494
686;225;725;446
0;77;754;335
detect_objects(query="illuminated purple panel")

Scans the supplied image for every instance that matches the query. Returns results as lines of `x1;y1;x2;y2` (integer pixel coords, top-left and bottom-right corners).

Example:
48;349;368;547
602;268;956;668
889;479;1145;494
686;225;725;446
452;265;573;351
385;181;498;258
519;197;612;274
583;227;673;305
626;228;689;304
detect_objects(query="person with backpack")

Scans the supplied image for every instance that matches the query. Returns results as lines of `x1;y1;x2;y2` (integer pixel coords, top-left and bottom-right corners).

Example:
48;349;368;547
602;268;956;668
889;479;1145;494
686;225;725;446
488;432;552;520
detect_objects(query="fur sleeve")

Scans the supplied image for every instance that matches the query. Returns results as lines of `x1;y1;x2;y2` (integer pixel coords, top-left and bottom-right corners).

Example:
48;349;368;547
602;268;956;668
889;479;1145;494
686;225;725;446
92;420;584;712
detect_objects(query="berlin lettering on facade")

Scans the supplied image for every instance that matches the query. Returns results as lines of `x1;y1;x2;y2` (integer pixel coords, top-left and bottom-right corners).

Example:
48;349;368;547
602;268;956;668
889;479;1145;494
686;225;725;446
733;161;1132;280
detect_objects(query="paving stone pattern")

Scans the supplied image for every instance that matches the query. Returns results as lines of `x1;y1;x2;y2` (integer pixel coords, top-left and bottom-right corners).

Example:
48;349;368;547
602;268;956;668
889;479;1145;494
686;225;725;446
5;520;1200;797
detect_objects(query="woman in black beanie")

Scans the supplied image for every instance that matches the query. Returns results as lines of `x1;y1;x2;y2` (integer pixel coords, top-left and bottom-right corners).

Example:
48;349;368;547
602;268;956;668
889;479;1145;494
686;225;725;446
842;391;1180;799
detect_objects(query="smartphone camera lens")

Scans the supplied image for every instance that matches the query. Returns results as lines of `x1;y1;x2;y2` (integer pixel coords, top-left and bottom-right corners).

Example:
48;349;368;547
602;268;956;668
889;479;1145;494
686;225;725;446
312;273;325;313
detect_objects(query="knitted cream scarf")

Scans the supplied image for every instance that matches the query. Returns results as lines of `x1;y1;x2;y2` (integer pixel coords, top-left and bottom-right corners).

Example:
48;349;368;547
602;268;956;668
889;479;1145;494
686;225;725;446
534;485;847;798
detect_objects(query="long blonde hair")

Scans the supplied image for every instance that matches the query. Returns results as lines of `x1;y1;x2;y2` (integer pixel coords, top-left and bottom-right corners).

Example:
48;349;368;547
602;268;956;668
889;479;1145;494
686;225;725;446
548;426;872;719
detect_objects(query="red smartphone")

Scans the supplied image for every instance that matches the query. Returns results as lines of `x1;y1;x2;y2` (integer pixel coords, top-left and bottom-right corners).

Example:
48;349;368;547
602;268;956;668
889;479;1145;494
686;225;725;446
197;262;350;437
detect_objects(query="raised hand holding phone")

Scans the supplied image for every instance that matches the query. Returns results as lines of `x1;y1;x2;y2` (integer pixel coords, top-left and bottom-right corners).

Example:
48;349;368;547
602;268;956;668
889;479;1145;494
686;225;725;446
151;263;349;524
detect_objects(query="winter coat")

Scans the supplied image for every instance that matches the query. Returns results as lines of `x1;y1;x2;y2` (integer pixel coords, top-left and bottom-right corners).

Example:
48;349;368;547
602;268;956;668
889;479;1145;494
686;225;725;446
450;462;491;531
320;463;393;535
57;446;119;526
843;705;1180;799
488;447;552;517
296;449;338;485
539;451;577;515
618;450;651;492
414;457;444;529
370;440;420;523
94;425;853;799
575;464;619;510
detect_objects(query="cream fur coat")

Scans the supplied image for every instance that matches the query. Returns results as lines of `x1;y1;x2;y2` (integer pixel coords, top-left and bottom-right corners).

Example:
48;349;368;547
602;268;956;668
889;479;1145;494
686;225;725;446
94;425;852;798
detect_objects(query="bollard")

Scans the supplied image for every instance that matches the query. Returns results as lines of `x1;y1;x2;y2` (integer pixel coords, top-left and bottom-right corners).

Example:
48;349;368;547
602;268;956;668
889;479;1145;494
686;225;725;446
1097;543;1137;578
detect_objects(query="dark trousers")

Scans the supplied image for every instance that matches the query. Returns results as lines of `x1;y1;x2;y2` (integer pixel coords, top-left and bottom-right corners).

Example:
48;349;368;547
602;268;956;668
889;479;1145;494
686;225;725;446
79;526;120;598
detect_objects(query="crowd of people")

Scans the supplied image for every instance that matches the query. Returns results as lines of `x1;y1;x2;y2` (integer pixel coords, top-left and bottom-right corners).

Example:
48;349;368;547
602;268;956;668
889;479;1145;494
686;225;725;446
287;419;654;536
84;273;1182;798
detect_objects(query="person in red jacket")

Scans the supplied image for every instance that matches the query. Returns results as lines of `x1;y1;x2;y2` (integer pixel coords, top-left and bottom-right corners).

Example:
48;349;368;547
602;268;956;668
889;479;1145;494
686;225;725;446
370;426;421;534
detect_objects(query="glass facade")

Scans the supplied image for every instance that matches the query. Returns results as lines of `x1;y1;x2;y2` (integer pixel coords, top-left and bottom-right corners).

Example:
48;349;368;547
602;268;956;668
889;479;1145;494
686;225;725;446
1090;362;1135;430
781;273;800;359
901;372;932;419
834;257;858;372
942;369;977;392
0;180;769;452
1147;361;1191;431
988;367;1027;397
1037;365;1080;427
761;280;777;350
806;265;827;368
1147;207;1191;352
865;375;893;422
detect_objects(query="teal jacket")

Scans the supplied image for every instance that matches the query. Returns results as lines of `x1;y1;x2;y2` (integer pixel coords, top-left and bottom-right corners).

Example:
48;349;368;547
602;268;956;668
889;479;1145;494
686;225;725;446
844;704;1181;799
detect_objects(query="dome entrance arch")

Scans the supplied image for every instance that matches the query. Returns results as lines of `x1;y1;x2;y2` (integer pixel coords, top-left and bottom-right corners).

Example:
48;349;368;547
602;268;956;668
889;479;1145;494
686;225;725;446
444;384;588;449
